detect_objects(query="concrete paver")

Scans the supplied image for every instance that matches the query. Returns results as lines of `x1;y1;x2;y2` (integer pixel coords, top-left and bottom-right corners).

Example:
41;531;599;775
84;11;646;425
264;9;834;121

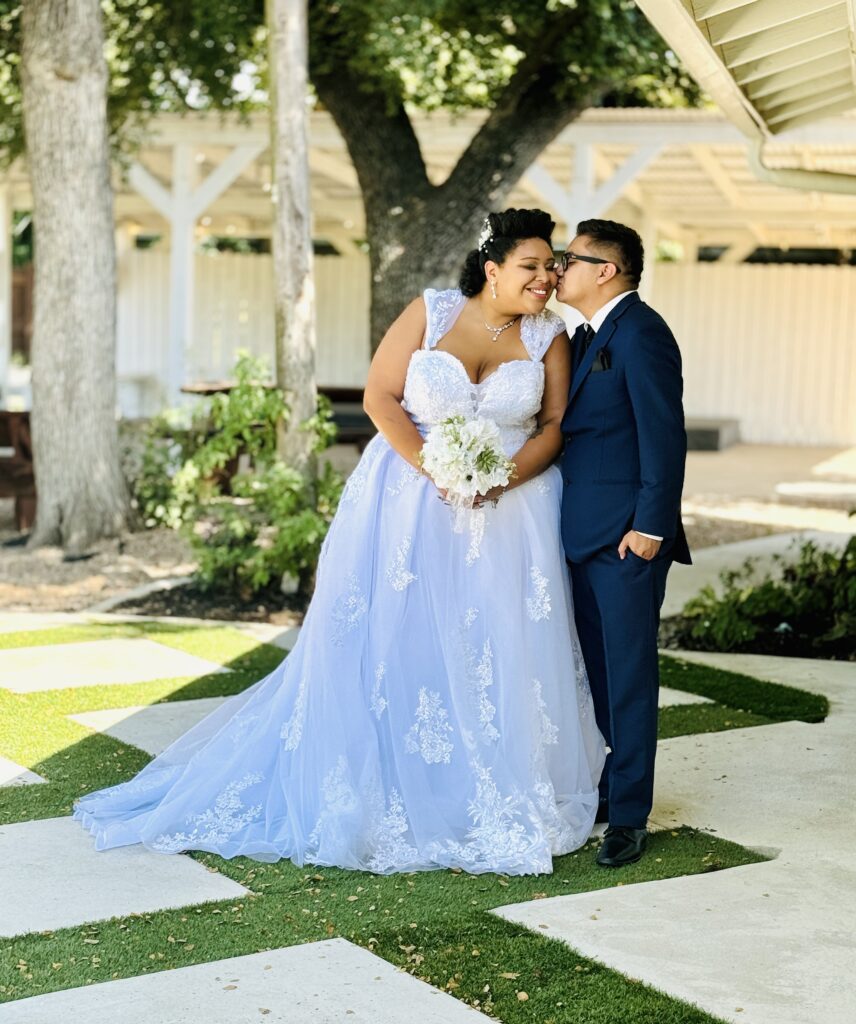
495;651;856;1024
0;938;492;1023
0;637;227;692
0;816;248;938
0;756;45;787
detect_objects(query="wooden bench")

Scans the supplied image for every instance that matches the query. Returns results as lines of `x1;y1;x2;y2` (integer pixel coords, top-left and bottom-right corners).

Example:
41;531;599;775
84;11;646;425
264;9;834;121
0;411;36;531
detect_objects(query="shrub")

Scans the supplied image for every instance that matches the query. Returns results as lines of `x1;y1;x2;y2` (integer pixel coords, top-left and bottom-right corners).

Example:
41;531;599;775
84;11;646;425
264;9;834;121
671;537;856;661
130;351;343;598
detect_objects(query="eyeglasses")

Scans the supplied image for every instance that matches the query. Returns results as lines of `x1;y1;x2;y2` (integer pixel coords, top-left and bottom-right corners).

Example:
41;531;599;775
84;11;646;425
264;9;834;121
551;250;623;274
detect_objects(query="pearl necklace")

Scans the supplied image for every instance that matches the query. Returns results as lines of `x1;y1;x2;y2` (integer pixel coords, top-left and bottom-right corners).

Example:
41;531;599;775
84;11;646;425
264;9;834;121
483;313;520;343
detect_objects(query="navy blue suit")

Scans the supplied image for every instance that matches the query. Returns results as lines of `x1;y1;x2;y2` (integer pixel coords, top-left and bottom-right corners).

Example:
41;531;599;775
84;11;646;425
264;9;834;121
560;291;690;828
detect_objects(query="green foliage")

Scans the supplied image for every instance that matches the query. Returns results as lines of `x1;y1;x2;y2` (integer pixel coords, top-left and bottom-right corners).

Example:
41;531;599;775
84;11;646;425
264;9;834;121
0;0;265;165
674;538;856;661
1;1;702;165
130;351;343;599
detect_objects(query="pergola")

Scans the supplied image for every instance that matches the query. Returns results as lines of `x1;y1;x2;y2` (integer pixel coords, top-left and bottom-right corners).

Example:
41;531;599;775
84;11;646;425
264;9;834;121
3;103;856;399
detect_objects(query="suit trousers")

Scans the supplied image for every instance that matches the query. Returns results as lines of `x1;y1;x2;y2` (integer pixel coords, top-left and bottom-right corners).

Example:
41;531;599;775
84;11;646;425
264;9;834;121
569;544;672;829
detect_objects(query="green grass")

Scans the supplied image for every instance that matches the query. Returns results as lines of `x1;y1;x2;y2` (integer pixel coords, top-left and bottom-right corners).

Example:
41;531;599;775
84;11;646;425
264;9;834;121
660;654;829;723
1;828;760;1021
0;623;827;1022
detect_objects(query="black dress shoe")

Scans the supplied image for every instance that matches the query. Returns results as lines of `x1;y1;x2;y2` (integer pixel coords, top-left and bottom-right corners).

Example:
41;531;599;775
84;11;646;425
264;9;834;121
595;802;610;824
596;826;647;867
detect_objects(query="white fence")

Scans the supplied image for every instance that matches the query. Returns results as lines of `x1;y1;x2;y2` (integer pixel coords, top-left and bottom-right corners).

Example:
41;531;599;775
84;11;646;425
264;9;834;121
116;250;856;445
116;249;371;414
654;263;856;446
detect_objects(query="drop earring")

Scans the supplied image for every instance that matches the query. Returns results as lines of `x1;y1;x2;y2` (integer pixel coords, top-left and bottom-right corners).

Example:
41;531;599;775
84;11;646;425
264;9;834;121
490;279;497;300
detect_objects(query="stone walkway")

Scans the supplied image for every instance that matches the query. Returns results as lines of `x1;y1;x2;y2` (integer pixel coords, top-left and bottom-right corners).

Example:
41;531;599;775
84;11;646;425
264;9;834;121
2;613;851;1022
0;938;491;1023
496;651;856;1024
0;816;248;938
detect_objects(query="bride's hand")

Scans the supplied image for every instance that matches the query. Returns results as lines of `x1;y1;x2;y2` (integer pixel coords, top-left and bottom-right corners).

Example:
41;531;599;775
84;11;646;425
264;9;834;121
473;485;506;508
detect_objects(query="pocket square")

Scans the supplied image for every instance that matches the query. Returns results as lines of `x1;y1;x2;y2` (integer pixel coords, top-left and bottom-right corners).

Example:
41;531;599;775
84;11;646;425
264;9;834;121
591;349;611;372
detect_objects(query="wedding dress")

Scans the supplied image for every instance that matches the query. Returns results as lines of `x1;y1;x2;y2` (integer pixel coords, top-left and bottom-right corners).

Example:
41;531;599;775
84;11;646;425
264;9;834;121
74;288;605;875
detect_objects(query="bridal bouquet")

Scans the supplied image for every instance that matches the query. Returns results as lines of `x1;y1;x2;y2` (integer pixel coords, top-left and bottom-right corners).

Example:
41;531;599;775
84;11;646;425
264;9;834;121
419;415;515;512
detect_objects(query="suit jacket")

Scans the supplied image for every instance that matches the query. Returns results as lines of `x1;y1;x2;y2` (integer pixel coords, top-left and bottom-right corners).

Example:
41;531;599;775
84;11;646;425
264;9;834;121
560;292;691;565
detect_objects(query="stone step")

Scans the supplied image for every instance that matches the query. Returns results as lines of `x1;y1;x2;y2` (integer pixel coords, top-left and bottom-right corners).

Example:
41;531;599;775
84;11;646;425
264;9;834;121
686;417;740;451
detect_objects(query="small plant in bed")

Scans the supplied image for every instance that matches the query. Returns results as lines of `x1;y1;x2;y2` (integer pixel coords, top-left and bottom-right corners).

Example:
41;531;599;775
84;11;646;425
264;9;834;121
663;536;855;661
123;351;343;614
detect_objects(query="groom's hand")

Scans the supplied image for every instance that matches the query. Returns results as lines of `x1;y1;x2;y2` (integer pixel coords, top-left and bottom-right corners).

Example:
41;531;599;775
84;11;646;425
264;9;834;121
618;530;661;561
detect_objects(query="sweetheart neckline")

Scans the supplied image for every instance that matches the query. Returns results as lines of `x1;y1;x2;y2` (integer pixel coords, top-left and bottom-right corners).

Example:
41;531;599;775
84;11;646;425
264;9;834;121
415;348;543;388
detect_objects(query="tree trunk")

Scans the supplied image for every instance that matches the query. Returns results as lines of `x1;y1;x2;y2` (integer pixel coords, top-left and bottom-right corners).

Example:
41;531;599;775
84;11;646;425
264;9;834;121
20;0;127;552
313;12;602;351
267;0;317;476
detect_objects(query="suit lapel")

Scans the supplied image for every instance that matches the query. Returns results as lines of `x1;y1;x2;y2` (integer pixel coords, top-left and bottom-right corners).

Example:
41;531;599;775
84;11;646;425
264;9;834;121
567;292;640;406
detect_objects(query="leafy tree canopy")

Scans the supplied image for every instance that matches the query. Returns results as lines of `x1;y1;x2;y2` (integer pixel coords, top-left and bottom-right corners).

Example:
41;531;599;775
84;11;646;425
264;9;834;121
0;0;701;167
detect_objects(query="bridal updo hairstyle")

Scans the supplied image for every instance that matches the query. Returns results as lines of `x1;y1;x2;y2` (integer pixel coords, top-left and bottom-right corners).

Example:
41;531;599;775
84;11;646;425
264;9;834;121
459;208;556;297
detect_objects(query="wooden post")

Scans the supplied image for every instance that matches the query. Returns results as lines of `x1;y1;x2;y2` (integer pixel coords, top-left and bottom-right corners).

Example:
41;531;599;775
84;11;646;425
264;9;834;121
168;144;195;403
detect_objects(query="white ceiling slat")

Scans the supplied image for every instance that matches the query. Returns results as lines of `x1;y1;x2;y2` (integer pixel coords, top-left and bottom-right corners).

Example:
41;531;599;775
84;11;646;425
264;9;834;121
706;0;841;47
692;0;755;18
721;6;847;67
764;85;856;125
744;52;851;99
733;35;849;85
753;68;854;111
767;95;856;132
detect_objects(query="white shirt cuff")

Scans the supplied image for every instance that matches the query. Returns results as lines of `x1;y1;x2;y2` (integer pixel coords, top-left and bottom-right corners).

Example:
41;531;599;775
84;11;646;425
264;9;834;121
635;531;663;541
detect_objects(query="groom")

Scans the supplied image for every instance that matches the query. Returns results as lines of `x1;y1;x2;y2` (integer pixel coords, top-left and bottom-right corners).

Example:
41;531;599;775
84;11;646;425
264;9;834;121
555;219;690;868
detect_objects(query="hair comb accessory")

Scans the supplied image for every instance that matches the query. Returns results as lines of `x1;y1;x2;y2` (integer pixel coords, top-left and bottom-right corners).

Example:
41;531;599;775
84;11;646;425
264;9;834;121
477;217;493;251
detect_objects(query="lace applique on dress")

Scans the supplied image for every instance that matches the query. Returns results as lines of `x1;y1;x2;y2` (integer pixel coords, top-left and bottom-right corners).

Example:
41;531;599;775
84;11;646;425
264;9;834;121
340;436;384;505
151;772;264;853
458;609;499;745
331;574;368;646
531;678;559;748
386;463;421;496
367;789;419;873
405;687;454;764
386;536;418;591
428;758;545;871
281;677;308;751
424;288;465;349
526;566;552;621
521;308;566;362
307;756;359;853
370;662;388;719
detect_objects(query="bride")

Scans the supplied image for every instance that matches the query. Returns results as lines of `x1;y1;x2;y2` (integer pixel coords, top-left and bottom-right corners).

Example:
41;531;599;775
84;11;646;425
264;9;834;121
75;207;605;876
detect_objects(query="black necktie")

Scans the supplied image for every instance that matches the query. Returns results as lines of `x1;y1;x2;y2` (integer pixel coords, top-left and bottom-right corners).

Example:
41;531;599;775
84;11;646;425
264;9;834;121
577;324;595;363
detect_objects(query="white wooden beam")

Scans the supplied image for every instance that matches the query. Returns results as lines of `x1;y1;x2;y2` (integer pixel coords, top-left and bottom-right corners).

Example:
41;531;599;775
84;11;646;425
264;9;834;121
719;237;758;263
127;162;172;218
167;145;195;403
520;163;574;223
707;0;837;47
309;149;359;189
189;144;266;220
689;145;743;207
586;144;662;216
0;185;11;400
